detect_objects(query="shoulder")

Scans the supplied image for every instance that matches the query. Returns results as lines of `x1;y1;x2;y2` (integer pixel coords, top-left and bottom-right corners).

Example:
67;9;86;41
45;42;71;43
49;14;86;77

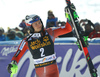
24;34;33;41
46;28;52;33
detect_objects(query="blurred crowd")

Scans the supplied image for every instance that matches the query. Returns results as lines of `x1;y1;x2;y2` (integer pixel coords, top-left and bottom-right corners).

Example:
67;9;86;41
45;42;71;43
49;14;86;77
0;10;100;41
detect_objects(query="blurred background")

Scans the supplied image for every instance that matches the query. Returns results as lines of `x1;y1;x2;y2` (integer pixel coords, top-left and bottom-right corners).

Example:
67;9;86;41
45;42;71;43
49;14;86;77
0;0;100;31
0;0;100;41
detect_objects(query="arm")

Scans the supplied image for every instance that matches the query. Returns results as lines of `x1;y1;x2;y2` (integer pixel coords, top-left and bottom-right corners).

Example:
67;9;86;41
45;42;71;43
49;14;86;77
46;21;72;42
11;38;29;64
53;21;72;38
47;21;72;37
7;38;28;74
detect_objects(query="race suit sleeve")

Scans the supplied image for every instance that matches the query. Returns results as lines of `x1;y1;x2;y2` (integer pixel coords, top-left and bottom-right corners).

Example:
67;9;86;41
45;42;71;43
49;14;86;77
46;21;72;42
11;38;29;63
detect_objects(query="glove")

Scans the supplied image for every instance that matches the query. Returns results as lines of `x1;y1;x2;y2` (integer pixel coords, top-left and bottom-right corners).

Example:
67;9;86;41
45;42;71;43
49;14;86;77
65;3;78;21
7;61;18;74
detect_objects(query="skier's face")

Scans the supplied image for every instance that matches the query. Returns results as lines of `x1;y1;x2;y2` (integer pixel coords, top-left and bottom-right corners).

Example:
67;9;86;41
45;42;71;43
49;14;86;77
32;20;42;32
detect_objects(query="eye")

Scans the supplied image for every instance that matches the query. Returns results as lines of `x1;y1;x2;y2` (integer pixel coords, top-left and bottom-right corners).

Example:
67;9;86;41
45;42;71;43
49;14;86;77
39;22;41;24
38;20;42;24
35;23;37;26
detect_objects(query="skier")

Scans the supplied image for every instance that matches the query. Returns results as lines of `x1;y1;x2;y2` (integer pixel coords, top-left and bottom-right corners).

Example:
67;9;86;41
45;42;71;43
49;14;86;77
7;13;72;77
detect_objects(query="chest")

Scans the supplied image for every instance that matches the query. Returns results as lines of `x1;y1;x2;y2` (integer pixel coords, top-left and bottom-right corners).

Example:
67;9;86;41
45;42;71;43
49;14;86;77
28;35;54;59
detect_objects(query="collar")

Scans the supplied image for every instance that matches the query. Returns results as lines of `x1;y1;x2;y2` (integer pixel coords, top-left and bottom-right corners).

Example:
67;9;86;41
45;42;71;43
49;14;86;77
32;33;41;38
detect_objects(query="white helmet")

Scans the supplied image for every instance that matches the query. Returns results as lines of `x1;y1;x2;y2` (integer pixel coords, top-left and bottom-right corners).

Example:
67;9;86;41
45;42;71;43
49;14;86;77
25;14;41;26
25;14;44;33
